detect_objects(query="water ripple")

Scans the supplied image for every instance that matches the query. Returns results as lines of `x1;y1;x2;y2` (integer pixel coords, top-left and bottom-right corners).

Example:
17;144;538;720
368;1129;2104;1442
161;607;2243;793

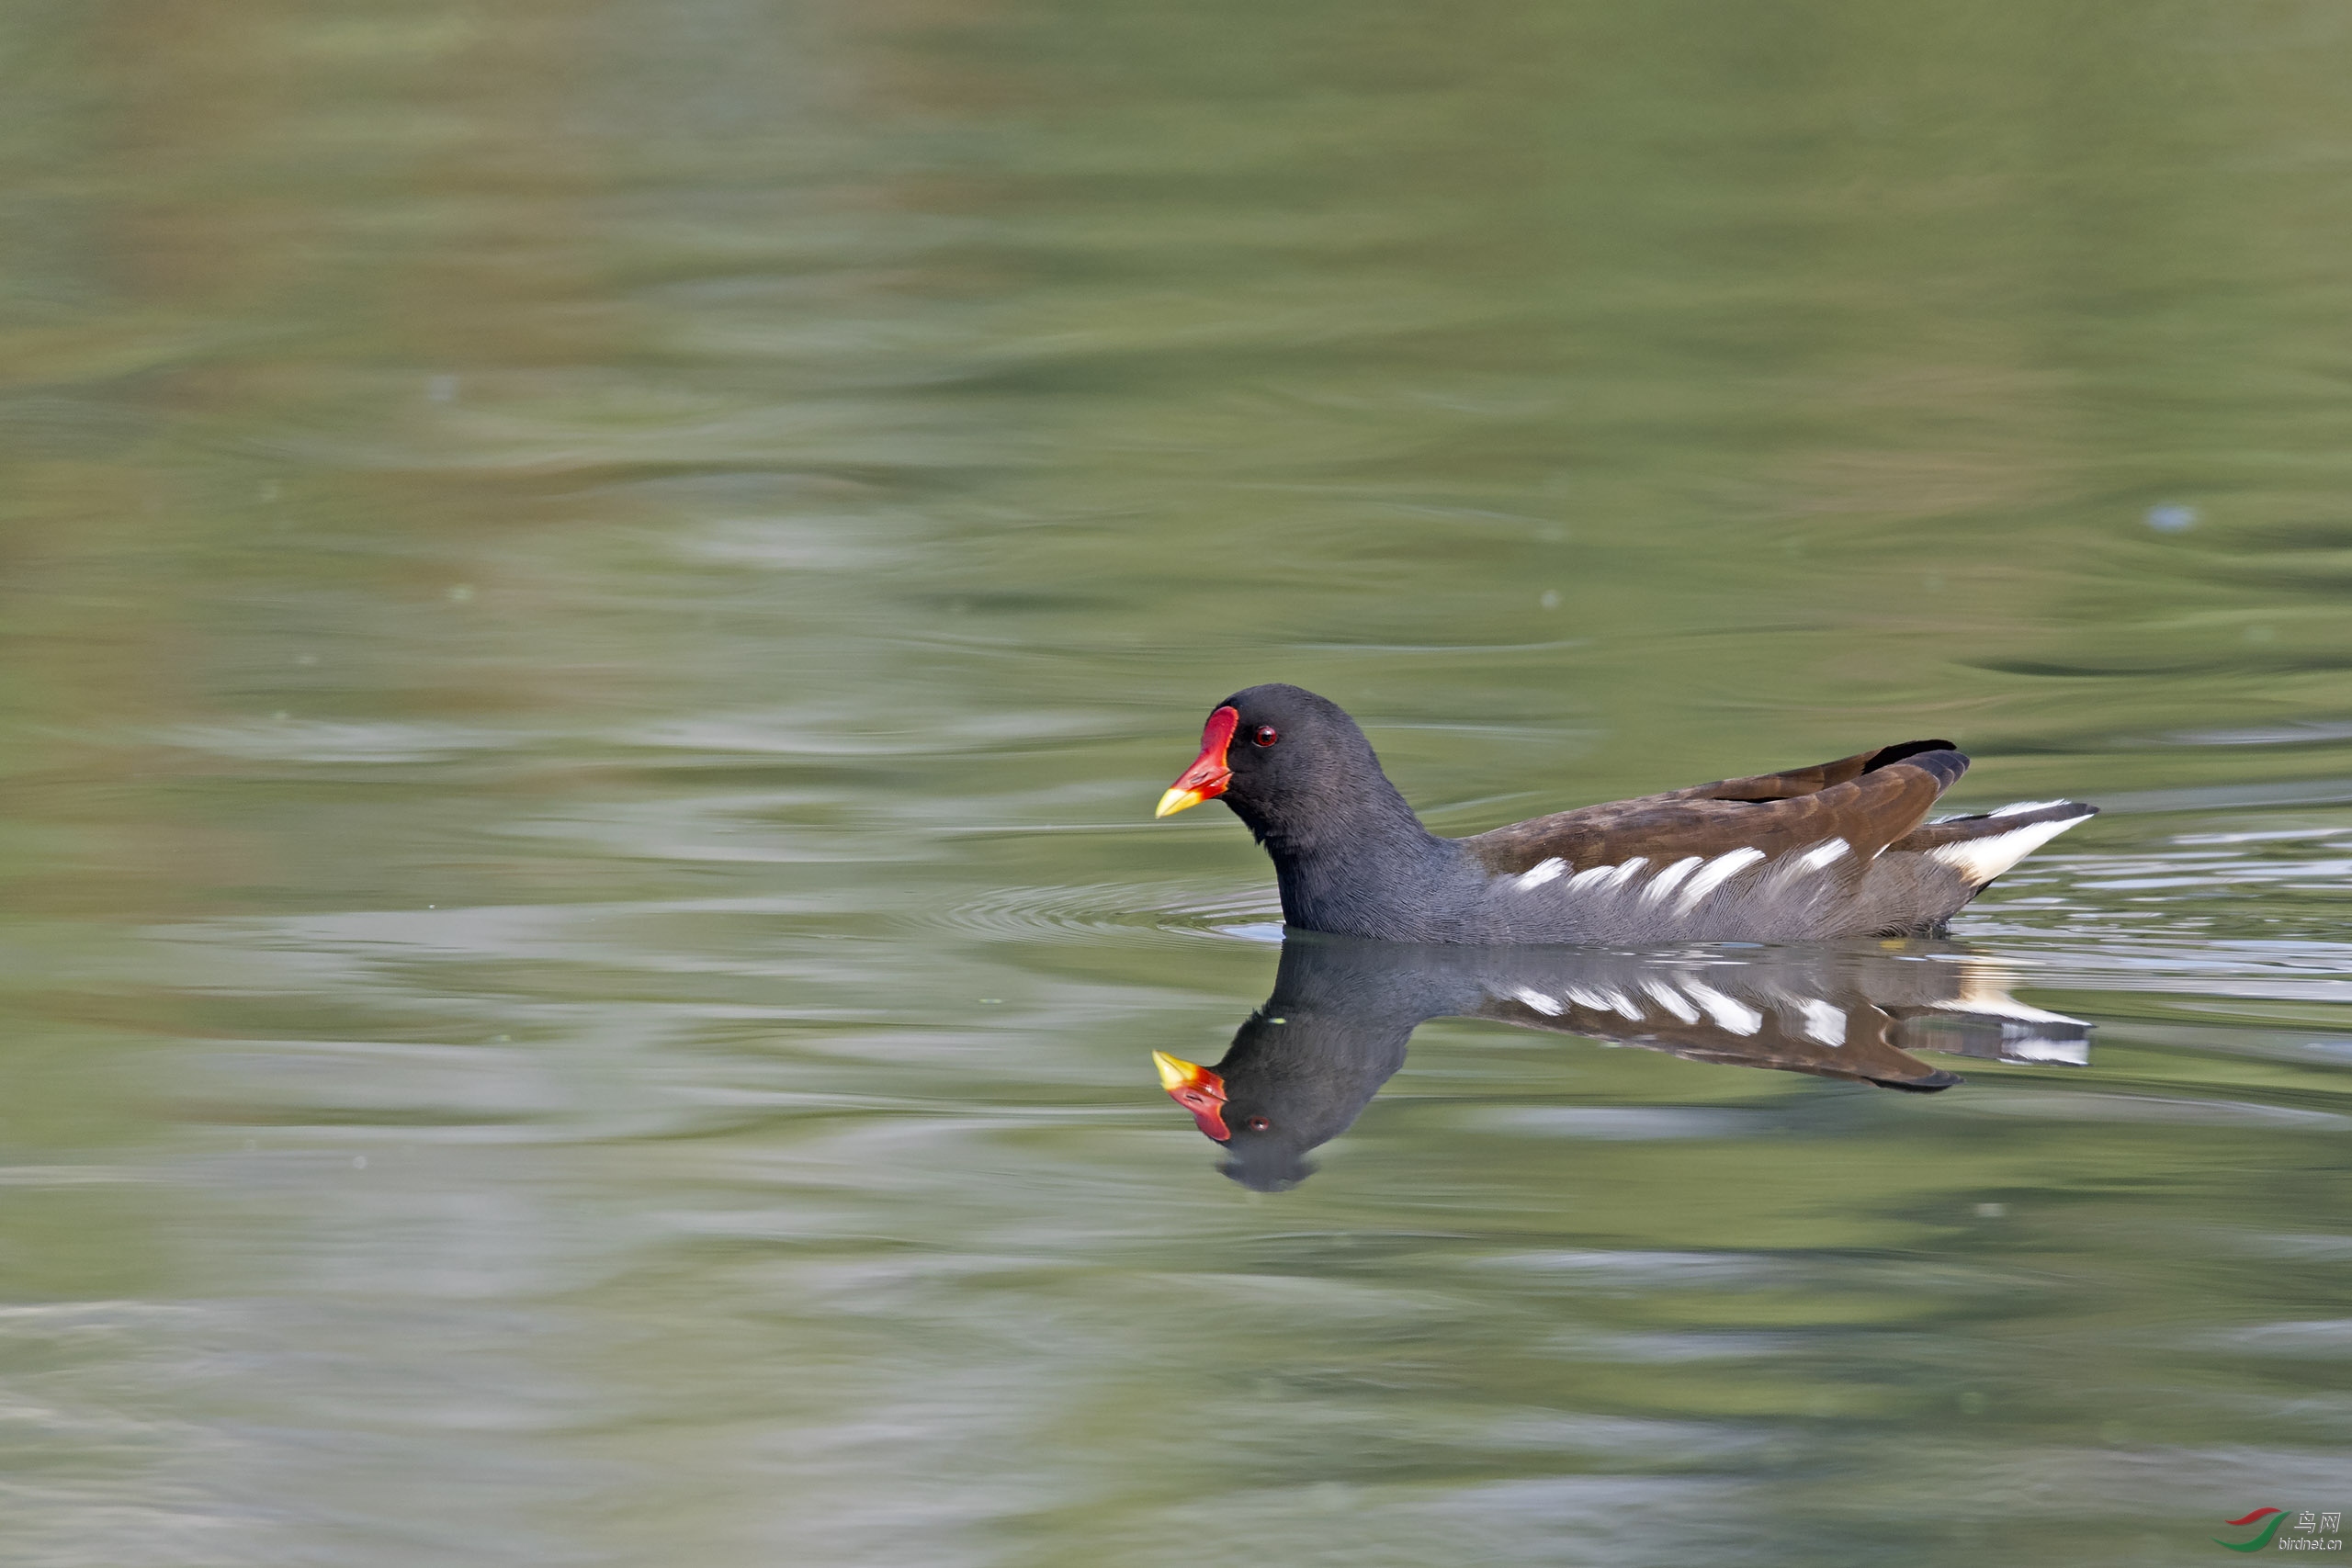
918;882;1283;944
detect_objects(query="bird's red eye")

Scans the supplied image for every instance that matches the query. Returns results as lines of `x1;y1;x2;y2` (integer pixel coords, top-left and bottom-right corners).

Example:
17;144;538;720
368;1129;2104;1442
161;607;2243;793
1251;726;1279;747
1243;1115;1271;1132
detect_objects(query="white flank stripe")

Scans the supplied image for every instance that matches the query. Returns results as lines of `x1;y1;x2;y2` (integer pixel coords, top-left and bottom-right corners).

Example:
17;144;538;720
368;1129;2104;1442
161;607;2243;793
1683;980;1763;1036
1639;855;1705;905
1513;857;1567;890
1928;815;2088;885
1565;864;1617;892
1676;847;1766;909
1511;986;1564;1016
1990;798;2073;818
1641;979;1700;1023
1596;857;1648;890
1792;838;1849;874
1794;998;1847;1048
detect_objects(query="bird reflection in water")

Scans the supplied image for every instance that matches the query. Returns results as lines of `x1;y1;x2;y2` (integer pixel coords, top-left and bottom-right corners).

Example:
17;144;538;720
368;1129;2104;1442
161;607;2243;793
1153;934;2090;1190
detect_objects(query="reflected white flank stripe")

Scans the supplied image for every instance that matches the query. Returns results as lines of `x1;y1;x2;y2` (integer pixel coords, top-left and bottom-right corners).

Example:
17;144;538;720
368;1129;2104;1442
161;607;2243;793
1683;980;1763;1036
1511;986;1564;1016
1794;998;1847;1047
1595;987;1645;1021
1641;979;1701;1023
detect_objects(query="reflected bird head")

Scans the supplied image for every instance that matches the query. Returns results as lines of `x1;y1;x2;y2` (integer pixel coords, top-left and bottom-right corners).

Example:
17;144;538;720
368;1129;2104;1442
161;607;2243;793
1152;1046;1318;1190
1152;1051;1229;1141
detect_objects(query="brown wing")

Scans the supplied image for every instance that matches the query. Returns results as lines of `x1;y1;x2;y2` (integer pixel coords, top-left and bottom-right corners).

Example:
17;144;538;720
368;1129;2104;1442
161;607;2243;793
1460;740;1968;876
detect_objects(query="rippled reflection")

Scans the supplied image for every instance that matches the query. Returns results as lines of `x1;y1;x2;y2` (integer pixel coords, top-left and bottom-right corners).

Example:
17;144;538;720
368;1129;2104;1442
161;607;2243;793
1159;937;2090;1189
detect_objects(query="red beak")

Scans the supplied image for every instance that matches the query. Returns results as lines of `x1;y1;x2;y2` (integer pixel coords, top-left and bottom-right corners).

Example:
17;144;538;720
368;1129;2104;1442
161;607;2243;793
1155;705;1239;818
1152;1051;1230;1141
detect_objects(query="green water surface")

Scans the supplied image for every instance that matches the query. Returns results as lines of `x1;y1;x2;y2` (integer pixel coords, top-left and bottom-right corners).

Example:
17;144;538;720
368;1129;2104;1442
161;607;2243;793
3;2;2349;1563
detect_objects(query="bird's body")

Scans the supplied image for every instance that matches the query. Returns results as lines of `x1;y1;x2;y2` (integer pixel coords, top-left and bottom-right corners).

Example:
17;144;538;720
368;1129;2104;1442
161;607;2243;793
1155;683;2095;944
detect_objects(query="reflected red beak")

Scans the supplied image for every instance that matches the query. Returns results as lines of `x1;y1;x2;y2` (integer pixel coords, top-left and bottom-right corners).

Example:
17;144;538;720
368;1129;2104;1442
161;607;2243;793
1155;705;1239;818
1152;1051;1230;1141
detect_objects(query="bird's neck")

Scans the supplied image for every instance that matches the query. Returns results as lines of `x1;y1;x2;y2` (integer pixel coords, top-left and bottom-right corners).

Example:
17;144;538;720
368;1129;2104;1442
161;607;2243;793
1234;775;1465;937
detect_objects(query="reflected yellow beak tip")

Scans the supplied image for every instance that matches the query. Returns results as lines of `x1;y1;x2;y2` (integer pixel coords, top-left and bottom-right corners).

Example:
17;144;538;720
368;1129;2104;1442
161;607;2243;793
1152;1050;1200;1091
1154;787;1204;819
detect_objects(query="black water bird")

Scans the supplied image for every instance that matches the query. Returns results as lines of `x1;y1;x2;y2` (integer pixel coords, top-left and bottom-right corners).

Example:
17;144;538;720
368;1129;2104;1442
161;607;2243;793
1156;684;2095;943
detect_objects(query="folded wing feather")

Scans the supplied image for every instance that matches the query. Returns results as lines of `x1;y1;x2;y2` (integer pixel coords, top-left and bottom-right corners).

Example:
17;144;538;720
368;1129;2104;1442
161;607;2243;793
1459;740;1971;878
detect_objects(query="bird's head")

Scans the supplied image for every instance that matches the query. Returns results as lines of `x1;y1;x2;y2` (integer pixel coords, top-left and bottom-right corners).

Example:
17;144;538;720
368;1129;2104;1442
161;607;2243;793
1153;683;1391;846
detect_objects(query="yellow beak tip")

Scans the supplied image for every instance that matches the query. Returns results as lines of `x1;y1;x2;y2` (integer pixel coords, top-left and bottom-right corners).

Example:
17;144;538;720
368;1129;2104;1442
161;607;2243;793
1154;787;1203;819
1151;1050;1199;1090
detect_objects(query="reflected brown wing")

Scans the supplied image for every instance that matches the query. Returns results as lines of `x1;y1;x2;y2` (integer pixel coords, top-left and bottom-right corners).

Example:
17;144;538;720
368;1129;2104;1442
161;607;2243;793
1461;740;1967;876
1471;991;1962;1090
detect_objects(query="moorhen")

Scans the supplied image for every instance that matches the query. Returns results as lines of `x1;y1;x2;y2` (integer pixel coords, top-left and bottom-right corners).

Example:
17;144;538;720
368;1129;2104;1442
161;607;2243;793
1154;683;2095;943
1153;934;2091;1189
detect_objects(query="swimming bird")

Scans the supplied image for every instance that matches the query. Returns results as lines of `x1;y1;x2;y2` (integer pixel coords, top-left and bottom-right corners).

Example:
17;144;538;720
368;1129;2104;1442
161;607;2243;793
1153;683;2094;943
